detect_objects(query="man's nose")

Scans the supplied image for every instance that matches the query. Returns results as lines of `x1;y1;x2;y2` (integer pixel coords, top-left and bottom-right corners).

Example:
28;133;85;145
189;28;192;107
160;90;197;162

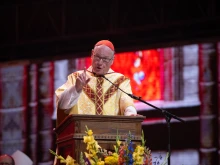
97;58;104;63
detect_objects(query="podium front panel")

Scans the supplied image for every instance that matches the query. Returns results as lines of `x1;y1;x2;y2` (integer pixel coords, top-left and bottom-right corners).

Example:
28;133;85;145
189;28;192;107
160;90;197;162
54;114;145;163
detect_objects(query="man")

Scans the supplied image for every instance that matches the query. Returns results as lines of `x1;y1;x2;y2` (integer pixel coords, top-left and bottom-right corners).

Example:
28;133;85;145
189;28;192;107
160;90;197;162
55;40;137;124
0;154;15;165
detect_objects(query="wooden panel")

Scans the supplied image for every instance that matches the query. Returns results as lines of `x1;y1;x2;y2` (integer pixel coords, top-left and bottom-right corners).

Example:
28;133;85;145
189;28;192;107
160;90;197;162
54;114;145;164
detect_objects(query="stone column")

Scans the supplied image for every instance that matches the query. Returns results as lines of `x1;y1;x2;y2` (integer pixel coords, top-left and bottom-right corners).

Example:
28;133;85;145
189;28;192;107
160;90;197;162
27;64;38;165
37;62;54;165
182;44;199;103
0;65;28;155
199;43;218;165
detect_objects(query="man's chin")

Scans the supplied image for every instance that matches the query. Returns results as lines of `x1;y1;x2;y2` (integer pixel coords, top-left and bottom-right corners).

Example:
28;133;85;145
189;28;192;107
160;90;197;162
93;71;104;76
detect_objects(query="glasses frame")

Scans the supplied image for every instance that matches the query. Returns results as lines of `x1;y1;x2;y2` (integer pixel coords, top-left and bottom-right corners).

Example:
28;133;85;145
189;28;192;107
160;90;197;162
93;54;114;63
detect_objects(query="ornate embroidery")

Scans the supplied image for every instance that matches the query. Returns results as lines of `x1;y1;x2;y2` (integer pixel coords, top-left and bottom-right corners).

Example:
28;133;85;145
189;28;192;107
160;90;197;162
104;76;127;103
96;77;104;115
74;72;127;114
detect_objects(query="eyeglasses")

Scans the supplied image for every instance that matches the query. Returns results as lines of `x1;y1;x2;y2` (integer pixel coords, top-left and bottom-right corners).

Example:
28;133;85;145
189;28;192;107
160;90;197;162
93;55;113;63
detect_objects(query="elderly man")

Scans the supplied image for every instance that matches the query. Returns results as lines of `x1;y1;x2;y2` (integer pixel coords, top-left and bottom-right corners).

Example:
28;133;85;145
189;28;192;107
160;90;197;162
55;40;137;124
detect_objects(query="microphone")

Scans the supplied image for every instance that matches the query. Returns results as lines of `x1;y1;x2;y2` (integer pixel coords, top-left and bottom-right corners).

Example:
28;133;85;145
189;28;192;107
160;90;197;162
101;75;185;123
101;75;141;100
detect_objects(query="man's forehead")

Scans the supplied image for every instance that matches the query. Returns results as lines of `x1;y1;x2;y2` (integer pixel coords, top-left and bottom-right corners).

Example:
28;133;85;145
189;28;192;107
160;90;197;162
94;45;114;54
93;52;114;58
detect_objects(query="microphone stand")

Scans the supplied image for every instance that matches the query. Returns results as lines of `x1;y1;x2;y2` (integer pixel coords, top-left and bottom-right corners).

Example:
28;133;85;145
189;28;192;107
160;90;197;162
102;75;185;165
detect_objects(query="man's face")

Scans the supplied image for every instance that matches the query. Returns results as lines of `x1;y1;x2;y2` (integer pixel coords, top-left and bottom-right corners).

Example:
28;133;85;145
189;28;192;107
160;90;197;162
91;45;114;75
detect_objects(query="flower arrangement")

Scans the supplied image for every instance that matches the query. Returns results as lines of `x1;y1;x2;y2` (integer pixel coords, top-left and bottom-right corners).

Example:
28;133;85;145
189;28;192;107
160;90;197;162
50;126;167;165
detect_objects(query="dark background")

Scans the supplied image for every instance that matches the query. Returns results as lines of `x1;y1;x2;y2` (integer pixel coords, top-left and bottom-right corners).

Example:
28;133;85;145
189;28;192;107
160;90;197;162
1;0;220;63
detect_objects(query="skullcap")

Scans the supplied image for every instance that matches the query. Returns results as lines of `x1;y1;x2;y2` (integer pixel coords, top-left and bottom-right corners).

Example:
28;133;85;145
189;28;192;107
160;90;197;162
95;40;114;51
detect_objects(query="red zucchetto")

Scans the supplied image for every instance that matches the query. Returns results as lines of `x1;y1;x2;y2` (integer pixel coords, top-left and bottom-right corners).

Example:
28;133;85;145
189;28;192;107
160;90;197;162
95;40;115;51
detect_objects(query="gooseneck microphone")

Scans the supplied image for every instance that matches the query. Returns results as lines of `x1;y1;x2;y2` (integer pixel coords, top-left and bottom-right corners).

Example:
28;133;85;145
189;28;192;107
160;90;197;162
101;75;141;100
101;74;185;122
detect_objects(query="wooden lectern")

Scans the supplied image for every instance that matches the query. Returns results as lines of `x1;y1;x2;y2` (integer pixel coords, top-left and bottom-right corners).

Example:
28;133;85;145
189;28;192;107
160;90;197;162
54;114;145;164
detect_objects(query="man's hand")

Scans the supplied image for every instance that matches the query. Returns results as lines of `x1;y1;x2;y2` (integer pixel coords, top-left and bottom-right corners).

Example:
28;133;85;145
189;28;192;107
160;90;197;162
75;67;91;93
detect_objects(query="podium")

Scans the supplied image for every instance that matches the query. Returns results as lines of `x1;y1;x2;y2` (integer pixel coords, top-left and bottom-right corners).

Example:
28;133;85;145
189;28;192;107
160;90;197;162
54;114;145;164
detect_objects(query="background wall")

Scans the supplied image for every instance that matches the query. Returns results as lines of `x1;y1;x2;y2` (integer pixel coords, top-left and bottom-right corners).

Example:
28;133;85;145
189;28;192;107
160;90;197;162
1;42;219;165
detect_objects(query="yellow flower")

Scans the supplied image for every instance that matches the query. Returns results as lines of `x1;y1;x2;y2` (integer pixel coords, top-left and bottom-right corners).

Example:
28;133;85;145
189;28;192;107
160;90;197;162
133;145;146;165
97;159;105;165
59;155;76;165
133;152;137;158
135;145;144;155
57;155;65;160
133;152;144;164
87;129;93;136
104;153;119;165
134;158;144;165
90;149;97;156
116;140;121;146
83;136;88;143
94;141;101;150
66;155;76;165
83;135;94;143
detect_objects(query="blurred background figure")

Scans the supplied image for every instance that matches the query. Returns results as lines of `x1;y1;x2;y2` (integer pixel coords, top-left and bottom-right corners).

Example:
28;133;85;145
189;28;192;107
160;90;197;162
0;154;15;165
11;150;33;165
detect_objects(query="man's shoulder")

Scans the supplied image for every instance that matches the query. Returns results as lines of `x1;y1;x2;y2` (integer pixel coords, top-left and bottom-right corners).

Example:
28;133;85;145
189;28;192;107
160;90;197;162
69;70;83;76
108;72;129;80
109;71;123;76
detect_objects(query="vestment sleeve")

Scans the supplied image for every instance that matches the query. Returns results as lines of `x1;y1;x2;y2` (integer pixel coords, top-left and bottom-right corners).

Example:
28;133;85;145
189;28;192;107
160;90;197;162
124;106;137;116
55;74;81;113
